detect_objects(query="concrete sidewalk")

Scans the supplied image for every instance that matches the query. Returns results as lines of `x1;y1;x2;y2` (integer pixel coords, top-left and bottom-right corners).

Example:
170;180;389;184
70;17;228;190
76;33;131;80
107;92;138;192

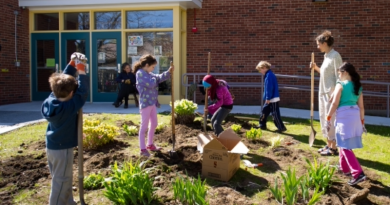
1;101;389;134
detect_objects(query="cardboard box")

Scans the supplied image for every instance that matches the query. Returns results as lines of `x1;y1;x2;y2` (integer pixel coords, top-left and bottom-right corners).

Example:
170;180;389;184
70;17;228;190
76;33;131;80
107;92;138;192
197;128;249;181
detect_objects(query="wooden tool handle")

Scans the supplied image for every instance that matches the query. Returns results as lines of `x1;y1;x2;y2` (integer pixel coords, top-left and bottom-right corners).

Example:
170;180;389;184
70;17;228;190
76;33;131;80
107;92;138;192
170;61;175;135
207;52;211;75
311;52;315;117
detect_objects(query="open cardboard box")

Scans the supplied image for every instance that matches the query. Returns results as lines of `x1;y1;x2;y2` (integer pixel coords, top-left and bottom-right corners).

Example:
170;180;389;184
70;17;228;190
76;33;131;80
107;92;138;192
197;128;249;181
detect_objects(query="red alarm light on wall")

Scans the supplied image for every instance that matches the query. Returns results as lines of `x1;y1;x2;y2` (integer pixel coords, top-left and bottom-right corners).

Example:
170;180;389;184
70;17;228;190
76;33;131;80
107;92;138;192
192;8;198;33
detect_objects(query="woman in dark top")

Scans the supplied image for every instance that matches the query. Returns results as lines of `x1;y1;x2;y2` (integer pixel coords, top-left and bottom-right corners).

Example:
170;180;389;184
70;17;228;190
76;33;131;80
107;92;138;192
113;62;138;108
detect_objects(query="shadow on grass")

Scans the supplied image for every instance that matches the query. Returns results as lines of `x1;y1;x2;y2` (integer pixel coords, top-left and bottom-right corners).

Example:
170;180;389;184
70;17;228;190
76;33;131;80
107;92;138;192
364;124;390;137
205;168;269;198
280;132;327;148
358;157;390;176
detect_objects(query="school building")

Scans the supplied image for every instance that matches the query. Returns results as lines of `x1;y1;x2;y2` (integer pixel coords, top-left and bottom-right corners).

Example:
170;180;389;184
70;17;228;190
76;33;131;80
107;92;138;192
1;0;389;116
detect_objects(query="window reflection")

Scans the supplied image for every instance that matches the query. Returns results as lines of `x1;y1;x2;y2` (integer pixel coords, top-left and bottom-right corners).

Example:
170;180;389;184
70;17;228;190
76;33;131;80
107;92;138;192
126;10;173;29
64;12;90;30
36;40;56;92
95;12;121;30
97;39;118;93
66;40;86;61
34;13;59;30
126;32;173;95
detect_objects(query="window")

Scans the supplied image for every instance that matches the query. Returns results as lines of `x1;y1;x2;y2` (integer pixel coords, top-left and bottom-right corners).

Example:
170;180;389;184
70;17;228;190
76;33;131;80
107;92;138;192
126;32;173;95
126;10;173;29
95;11;121;29
64;12;90;30
34;13;59;30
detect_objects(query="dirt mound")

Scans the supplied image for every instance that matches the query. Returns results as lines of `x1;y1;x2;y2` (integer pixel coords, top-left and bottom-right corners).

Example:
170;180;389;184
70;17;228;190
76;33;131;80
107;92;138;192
0;154;49;204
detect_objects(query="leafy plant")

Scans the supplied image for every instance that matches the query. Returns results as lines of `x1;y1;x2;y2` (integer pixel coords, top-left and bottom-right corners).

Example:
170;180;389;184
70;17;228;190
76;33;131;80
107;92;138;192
155;122;166;134
172;173;208;205
269;177;283;204
83;119;119;150
230;124;242;134
123;124;138;136
308;185;325;205
84;173;104;190
104;161;156;205
270;135;284;149
280;168;302;205
170;99;198;116
245;128;262;140
304;157;335;191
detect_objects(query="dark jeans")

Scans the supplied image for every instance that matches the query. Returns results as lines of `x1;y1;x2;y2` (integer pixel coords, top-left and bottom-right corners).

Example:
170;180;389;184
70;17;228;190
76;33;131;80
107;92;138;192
211;107;232;136
259;101;286;131
115;84;138;106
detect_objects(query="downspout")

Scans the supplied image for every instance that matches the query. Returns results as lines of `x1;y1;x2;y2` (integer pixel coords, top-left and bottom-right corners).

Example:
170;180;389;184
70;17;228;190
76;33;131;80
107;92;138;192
14;10;20;67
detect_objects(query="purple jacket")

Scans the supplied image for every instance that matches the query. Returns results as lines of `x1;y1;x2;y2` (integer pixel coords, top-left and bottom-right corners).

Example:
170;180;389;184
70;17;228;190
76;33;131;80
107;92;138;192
208;85;233;115
136;69;170;109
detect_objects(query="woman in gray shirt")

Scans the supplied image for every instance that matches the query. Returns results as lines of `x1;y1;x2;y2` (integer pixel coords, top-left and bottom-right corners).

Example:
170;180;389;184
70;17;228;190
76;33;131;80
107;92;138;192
310;30;343;156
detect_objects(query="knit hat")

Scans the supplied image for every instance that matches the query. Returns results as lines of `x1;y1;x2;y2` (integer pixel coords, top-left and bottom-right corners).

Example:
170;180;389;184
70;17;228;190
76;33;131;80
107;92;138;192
202;75;219;100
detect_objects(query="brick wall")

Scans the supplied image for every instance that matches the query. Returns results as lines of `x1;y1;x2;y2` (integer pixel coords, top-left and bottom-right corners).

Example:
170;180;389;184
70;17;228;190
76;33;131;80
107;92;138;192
0;0;30;105
187;0;390;115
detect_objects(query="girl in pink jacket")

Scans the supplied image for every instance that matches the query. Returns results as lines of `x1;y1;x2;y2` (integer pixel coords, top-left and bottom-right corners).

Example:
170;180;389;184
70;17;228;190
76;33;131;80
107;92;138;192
203;75;234;136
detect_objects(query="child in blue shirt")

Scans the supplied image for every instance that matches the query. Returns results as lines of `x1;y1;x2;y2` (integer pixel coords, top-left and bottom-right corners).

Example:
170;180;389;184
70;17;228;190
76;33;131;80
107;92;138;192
41;52;89;205
256;61;287;132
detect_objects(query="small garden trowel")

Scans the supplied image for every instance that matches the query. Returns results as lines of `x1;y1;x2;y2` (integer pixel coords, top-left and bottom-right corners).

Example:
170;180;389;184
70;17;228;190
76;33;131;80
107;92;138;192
242;159;263;170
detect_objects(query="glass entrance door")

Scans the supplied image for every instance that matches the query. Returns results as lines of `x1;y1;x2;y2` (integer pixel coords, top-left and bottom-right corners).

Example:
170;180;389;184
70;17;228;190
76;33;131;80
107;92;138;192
92;32;121;101
31;33;59;101
61;33;90;100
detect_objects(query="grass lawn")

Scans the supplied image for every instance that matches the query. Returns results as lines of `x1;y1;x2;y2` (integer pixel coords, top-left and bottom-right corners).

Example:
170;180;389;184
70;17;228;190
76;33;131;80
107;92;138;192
1;113;389;204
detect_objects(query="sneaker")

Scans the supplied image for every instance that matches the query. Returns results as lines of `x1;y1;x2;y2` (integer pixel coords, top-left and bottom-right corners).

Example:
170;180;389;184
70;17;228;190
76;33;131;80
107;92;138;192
320;148;338;156
114;101;122;108
318;145;329;153
146;144;162;151
255;125;267;130
140;149;150;157
277;128;287;133
348;172;366;186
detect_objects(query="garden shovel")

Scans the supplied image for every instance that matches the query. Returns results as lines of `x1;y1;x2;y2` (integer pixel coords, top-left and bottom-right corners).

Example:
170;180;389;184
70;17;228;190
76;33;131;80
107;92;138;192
203;52;211;133
77;108;86;205
309;52;317;147
169;61;178;158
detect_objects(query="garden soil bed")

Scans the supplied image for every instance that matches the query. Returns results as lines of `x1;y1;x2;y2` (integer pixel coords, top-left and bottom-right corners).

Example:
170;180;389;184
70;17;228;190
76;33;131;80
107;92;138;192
1;118;389;205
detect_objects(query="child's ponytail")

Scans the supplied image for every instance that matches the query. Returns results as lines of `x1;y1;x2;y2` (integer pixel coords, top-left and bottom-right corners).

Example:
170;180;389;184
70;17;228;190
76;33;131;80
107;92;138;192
133;54;157;74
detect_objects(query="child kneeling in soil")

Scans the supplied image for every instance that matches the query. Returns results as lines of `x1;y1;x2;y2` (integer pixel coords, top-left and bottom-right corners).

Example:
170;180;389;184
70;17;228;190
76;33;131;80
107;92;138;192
203;75;234;136
41;52;89;204
255;61;287;133
135;54;174;157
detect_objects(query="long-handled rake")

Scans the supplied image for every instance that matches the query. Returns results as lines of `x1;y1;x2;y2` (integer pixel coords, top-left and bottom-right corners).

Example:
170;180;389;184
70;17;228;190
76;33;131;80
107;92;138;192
203;52;211;132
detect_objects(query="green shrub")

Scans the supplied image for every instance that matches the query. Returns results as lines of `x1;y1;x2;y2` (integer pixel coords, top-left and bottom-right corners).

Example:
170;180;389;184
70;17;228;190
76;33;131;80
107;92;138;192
84;173;104;190
83;119;119;150
304;157;335;191
171;99;198;116
270;136;284;149
173;173;208;205
230;124;242;134
104;161;156;205
123;124;138;136
245;128;262;140
155;122;166;133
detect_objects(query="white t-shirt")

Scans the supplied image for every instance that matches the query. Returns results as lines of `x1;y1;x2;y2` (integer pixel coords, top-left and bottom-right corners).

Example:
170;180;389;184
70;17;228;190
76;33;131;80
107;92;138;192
319;49;343;95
